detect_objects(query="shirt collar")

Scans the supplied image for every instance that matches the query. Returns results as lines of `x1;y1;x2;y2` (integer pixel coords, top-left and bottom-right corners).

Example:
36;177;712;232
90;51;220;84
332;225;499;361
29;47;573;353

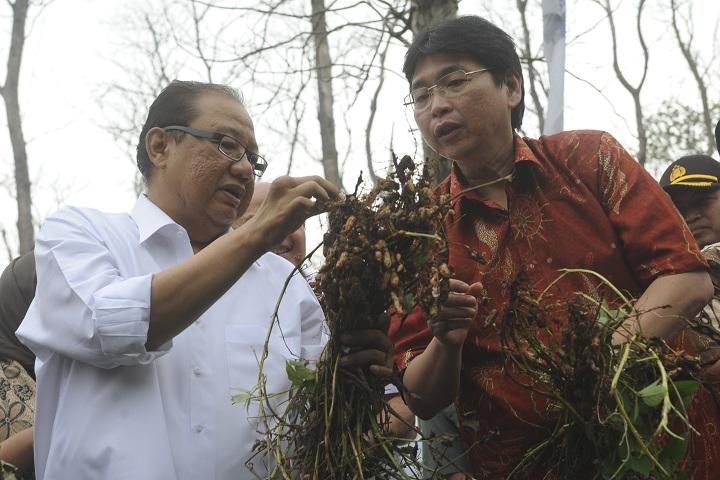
446;134;543;210
130;195;184;244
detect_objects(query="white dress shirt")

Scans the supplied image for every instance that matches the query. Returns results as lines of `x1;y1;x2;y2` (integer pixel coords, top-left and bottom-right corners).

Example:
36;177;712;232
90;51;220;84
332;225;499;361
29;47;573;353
17;195;325;480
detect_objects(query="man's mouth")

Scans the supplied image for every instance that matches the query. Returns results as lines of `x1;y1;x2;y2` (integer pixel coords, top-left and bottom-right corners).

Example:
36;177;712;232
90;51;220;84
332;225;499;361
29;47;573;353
273;245;292;255
435;122;462;139
220;185;245;206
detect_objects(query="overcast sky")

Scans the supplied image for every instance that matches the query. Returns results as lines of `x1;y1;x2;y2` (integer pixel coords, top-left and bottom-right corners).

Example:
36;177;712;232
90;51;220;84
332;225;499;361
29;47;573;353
1;0;719;272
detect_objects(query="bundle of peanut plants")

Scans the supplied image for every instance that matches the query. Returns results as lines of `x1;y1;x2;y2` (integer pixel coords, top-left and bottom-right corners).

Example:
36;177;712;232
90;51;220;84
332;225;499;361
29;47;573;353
502;269;702;480
248;155;452;479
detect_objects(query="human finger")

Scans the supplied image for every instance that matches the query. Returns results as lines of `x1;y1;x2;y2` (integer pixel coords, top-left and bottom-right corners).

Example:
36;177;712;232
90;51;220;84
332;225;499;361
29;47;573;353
368;364;394;377
437;305;477;319
427;318;472;333
287;175;341;199
443;291;478;309
467;281;484;298
449;278;470;293
339;349;392;372
340;329;393;353
700;358;720;384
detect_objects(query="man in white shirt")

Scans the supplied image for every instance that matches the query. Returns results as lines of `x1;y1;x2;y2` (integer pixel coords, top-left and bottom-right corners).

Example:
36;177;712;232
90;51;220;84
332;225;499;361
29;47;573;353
17;80;391;479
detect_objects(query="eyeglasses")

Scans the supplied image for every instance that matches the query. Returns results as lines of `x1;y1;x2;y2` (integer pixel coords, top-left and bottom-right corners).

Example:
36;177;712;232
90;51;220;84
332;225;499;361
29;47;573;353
404;68;493;112
163;125;268;178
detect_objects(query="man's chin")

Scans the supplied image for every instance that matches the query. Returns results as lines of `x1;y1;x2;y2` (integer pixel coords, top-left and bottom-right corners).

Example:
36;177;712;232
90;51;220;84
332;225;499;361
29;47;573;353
695;232;717;249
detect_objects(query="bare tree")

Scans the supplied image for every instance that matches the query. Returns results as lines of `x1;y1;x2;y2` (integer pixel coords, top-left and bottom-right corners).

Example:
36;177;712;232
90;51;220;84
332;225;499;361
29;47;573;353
1;0;33;255
410;0;458;184
670;0;716;155
592;0;650;165
310;0;342;188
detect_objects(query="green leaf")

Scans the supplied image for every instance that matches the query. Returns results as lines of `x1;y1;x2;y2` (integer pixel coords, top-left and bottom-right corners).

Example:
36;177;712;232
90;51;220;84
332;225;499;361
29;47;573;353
626;454;653;476
638;380;667;407
596;301;625;327
402;293;415;311
673;379;701;408
659;432;689;465
286;359;315;387
231;389;254;404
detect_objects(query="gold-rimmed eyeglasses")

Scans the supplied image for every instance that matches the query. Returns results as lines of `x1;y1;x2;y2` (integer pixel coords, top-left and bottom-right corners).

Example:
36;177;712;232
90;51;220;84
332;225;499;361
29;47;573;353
404;68;493;112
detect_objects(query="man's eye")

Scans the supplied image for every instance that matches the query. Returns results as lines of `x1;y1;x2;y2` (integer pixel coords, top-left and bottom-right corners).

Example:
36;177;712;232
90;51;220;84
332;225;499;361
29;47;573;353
444;78;466;89
413;91;430;104
220;137;242;153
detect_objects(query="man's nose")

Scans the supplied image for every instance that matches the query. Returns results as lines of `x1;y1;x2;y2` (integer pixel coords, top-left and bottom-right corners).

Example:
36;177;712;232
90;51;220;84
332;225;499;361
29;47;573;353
429;90;452;118
683;208;702;224
229;155;254;180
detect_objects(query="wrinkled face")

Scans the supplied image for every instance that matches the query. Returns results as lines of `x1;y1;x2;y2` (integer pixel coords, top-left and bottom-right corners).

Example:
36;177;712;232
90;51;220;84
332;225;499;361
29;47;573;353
235;183;307;266
670;187;720;248
410;53;521;173
151;93;257;240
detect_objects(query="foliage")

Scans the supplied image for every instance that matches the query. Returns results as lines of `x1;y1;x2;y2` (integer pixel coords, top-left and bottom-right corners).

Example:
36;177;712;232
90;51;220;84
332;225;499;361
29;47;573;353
645;100;720;168
0;461;20;480
502;269;701;479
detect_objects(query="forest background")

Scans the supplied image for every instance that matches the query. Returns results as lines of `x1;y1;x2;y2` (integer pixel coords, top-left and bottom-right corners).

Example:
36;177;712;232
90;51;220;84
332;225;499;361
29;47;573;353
1;0;719;272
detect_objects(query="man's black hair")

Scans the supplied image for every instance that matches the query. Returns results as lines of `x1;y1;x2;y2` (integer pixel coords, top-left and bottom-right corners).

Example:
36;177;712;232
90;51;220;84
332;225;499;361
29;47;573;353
403;15;525;130
136;80;242;182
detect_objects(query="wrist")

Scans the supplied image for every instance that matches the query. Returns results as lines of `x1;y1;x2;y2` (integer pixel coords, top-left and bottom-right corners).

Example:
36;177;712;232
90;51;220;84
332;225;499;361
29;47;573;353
230;220;271;259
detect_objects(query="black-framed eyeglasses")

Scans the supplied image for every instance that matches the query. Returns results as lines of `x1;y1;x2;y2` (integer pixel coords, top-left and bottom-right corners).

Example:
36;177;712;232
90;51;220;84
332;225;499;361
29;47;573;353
403;68;493;112
163;125;268;177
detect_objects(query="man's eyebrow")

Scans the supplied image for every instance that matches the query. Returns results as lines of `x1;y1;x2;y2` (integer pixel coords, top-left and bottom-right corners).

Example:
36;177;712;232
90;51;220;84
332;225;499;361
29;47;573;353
411;64;468;90
220;127;260;152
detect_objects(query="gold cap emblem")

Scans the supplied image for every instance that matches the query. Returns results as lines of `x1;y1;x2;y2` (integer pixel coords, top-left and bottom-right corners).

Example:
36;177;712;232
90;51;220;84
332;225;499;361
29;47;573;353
670;165;686;183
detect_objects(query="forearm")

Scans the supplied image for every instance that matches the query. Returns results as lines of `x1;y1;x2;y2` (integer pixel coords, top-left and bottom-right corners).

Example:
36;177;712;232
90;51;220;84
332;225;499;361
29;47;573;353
147;225;266;349
620;271;713;341
385;394;417;442
403;338;463;420
0;427;33;473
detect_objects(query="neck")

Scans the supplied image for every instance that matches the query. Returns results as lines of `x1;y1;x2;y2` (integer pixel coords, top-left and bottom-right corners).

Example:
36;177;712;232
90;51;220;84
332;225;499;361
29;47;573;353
456;137;515;188
146;190;228;252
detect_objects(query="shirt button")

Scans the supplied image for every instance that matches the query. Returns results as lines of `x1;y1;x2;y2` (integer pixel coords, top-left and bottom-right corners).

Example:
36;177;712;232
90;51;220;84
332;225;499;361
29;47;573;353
195;425;204;433
193;367;201;376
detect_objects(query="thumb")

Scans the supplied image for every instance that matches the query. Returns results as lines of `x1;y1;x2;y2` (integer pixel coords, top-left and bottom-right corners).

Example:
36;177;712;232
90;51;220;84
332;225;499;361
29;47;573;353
467;281;484;298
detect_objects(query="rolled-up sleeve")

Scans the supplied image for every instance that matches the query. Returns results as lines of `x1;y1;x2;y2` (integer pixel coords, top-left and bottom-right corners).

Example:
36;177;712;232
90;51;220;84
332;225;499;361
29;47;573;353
17;207;170;369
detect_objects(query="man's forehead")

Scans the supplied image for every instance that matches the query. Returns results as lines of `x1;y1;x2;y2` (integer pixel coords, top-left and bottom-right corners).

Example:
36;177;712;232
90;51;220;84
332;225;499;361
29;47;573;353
411;54;481;88
670;187;717;204
194;93;258;149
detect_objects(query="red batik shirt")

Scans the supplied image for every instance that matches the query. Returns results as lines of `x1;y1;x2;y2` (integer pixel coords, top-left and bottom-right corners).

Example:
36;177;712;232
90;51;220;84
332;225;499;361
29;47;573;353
389;131;720;479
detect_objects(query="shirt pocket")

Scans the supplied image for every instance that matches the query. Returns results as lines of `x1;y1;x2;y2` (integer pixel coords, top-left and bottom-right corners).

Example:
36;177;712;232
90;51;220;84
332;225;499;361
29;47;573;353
224;324;300;396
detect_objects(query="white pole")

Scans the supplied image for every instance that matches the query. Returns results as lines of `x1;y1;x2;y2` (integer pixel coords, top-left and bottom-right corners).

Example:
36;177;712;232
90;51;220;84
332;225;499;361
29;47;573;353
542;0;566;135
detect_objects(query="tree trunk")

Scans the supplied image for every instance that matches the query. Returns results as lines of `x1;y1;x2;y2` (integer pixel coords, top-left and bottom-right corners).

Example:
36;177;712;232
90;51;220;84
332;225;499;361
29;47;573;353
410;0;458;185
1;0;33;255
310;0;342;189
670;0;715;156
595;0;649;166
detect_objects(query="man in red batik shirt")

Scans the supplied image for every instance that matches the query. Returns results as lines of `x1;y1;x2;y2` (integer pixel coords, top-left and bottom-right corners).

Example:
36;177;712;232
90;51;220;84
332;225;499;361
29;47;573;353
390;15;720;479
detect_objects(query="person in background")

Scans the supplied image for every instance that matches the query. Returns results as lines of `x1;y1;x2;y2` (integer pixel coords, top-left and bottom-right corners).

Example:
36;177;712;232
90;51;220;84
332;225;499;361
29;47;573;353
16;80;393;480
389;15;718;479
659;147;720;388
0;252;36;476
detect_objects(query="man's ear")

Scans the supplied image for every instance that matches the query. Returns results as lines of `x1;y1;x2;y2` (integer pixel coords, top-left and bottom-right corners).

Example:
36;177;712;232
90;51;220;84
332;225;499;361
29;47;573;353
146;127;171;169
504;71;523;109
